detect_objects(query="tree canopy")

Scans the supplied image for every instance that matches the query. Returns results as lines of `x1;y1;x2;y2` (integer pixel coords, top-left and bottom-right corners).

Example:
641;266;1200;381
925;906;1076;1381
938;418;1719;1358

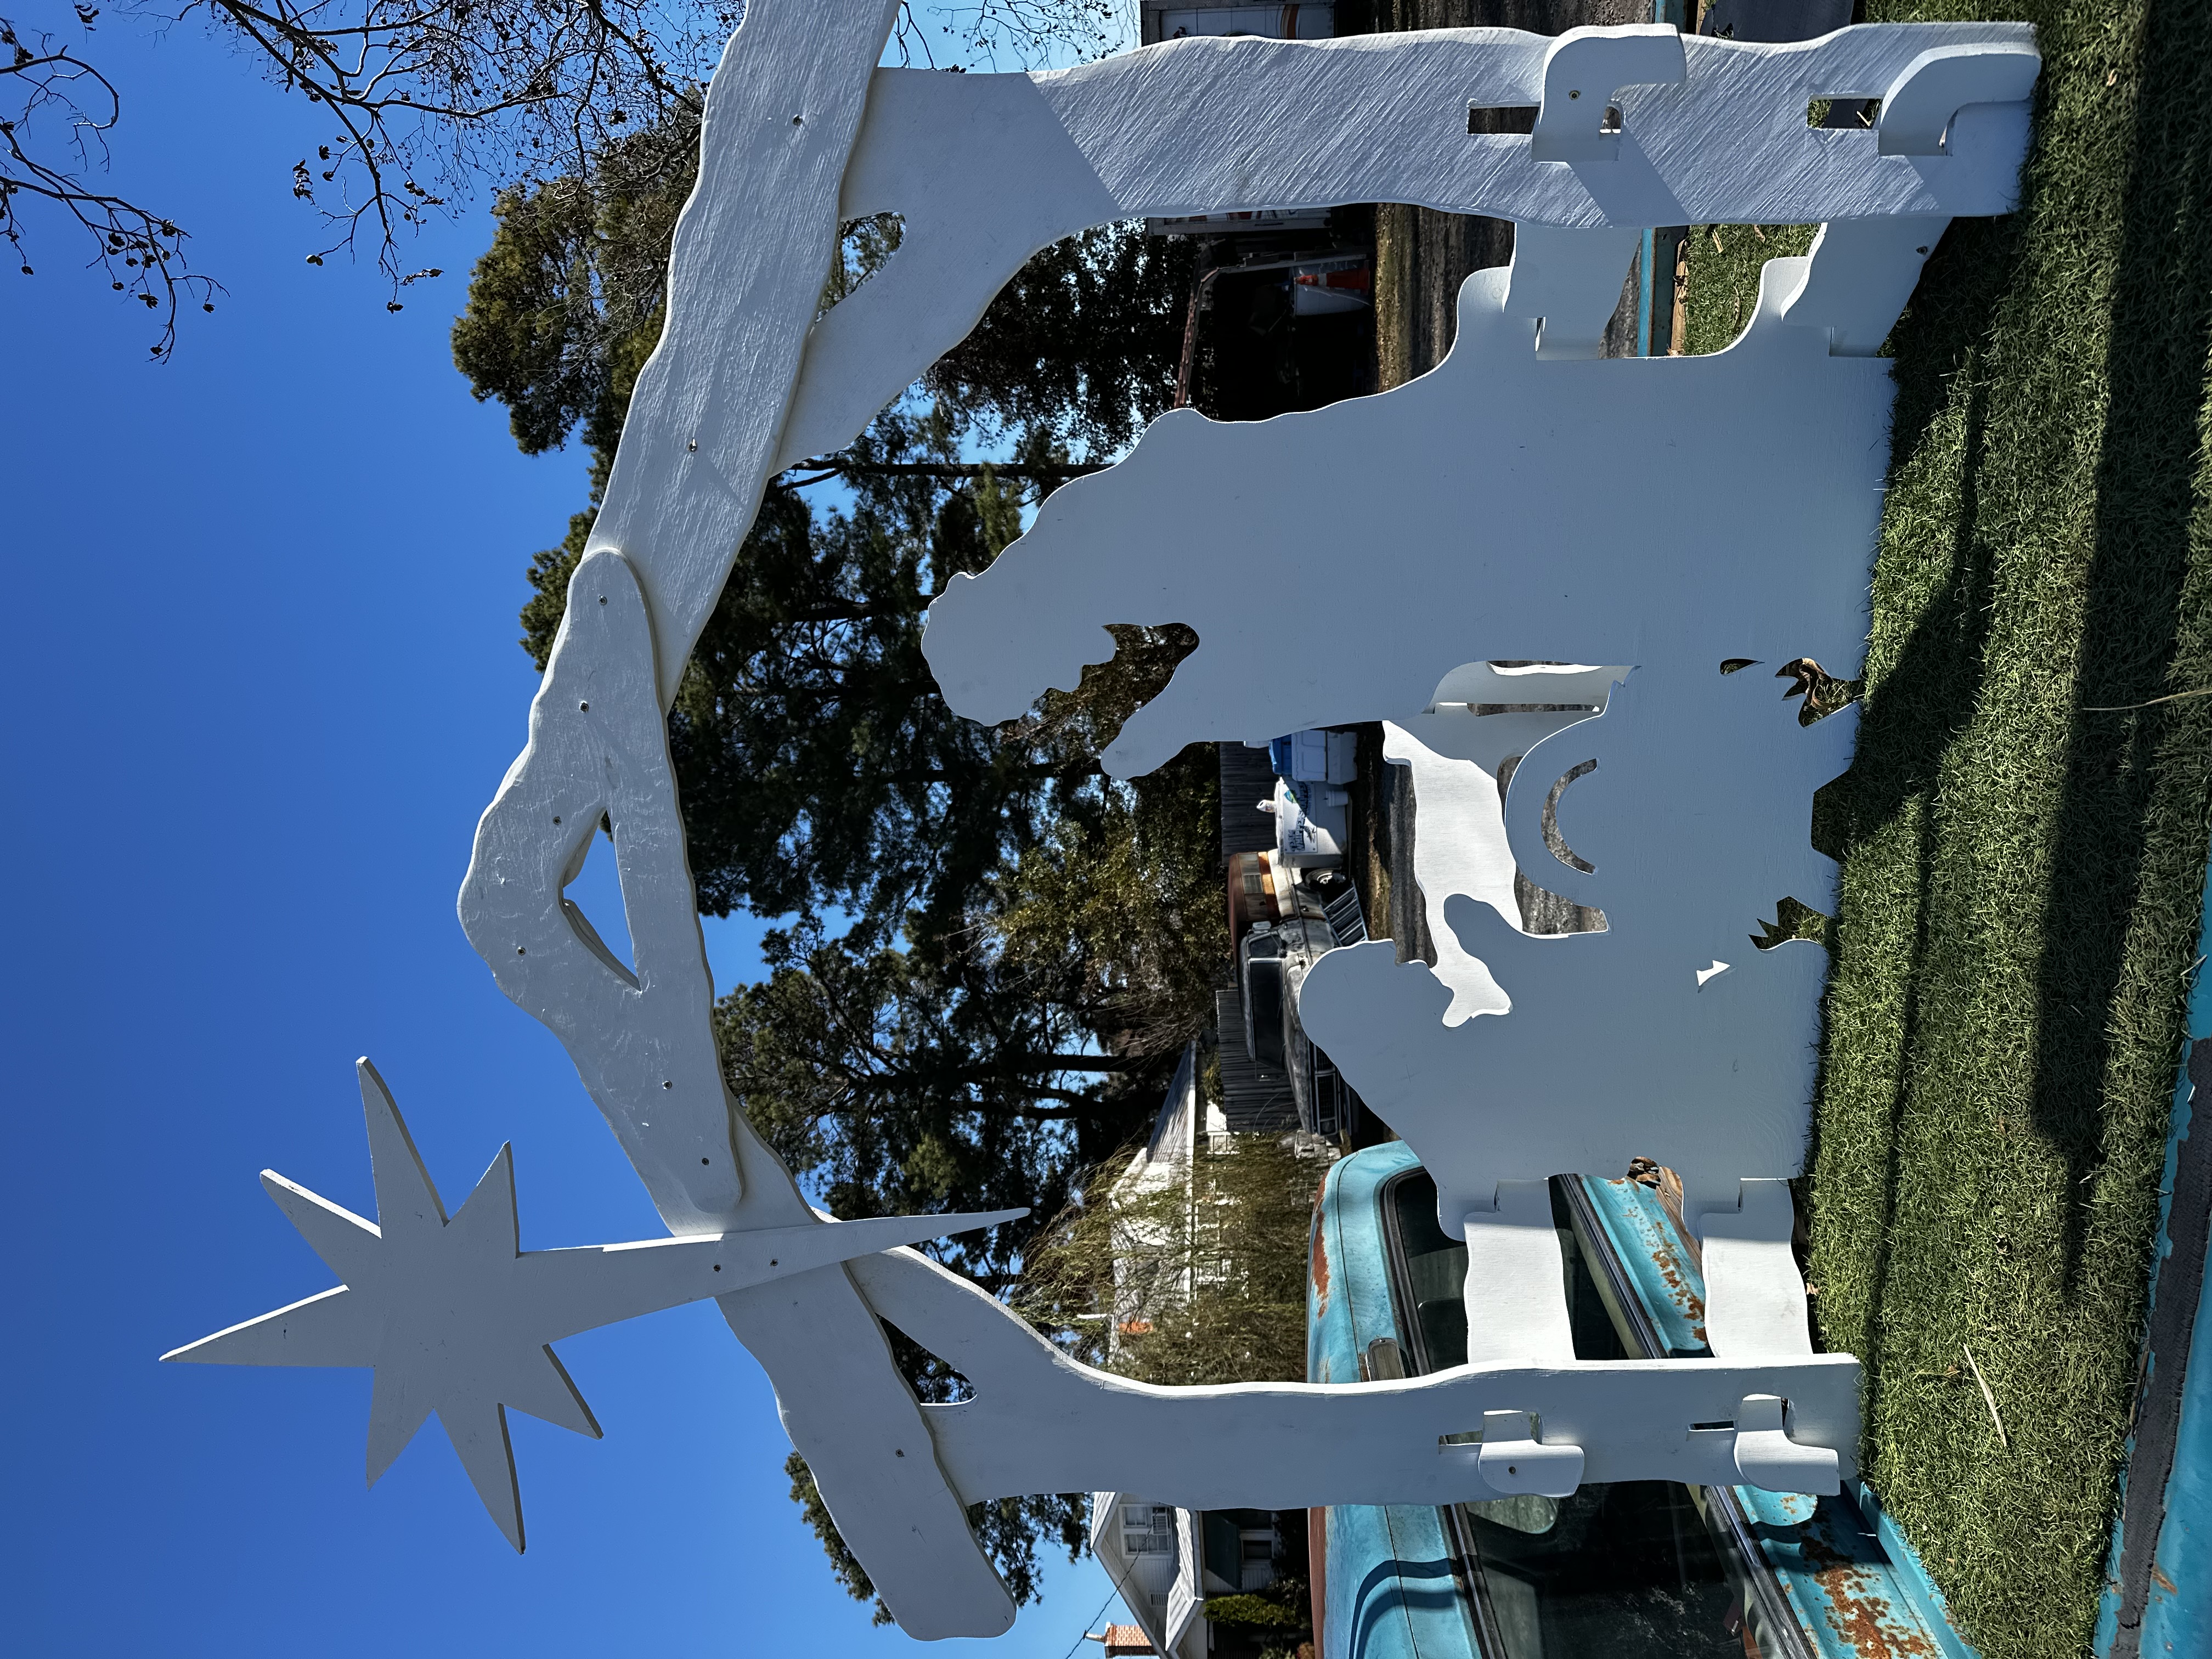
719;747;1224;1286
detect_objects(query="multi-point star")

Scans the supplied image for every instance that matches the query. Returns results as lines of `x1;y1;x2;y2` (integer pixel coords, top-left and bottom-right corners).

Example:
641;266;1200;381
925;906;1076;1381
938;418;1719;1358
163;1059;1022;1550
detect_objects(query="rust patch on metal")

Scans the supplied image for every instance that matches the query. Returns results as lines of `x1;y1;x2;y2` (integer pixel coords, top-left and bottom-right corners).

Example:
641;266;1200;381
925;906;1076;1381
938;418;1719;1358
1310;1213;1331;1313
1608;1167;1710;1346
1795;1522;1942;1659
1647;1246;1711;1347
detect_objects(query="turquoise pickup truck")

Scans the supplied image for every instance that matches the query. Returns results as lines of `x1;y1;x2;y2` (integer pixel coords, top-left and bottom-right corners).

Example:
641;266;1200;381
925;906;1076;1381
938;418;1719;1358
1307;1143;1974;1659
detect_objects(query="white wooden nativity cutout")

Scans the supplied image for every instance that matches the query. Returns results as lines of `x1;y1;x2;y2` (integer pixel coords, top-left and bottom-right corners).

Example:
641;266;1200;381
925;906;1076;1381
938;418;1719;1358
166;0;2040;1640
166;1059;1022;1551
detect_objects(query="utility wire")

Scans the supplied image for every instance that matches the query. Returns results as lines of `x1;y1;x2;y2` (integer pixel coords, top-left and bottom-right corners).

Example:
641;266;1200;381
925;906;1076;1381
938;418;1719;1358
1056;1582;1121;1659
1054;1530;1154;1659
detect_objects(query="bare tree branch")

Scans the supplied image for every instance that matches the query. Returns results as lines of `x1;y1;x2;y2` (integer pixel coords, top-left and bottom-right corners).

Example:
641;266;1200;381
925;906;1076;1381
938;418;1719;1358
892;0;1125;69
177;0;728;300
7;1;1121;353
2;12;221;357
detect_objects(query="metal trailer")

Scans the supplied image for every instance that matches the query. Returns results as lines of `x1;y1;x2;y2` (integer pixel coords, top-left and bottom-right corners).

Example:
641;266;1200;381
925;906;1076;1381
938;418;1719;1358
2095;871;2212;1659
1308;1142;1978;1659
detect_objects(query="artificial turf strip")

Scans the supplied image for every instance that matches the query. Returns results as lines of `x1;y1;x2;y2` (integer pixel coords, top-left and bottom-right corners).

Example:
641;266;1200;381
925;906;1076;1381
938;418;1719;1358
1678;2;2212;1654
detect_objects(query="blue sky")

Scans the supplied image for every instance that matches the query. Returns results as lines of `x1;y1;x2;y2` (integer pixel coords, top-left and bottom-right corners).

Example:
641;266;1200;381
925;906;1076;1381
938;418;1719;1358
2;7;1116;1652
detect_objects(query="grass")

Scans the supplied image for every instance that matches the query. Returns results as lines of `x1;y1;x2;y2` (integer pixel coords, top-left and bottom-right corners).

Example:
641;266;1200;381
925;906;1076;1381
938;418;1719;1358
1678;1;2212;1652
1680;222;1817;353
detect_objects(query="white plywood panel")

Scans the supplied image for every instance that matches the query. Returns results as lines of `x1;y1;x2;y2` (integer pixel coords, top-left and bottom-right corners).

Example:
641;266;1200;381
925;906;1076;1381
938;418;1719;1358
1732;1393;1841;1491
1383;664;1619;1025
459;551;1016;1632
1502;225;1645;358
163;1061;1027;1558
716;1239;1022;1634
1780;215;1952;354
397;3;2039;1618
1699;1178;1816;1357
926;258;1887;780
775;65;1119;470
1463;1183;1578;1367
918;244;1900;1381
1475;1409;1585;1497
1528;26;1686;164
461;549;739;1231
1298;661;1856;1231
441;5;1020;1623
585;0;902;709
780;24;2034;462
1381;721;1515;1026
1041;27;2031;221
1876;41;2042;155
849;1248;1857;1501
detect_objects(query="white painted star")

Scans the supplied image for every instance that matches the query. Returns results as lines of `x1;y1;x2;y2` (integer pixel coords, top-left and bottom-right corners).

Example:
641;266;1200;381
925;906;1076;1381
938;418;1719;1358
165;1059;1022;1550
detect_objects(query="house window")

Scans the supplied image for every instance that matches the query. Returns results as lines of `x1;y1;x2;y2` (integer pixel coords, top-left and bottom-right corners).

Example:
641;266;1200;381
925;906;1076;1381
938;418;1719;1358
1242;1531;1278;1590
1122;1504;1175;1554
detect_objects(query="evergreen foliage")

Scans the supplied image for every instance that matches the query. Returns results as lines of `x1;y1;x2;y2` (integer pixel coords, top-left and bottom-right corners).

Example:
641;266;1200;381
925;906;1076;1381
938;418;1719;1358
1203;1592;1306;1629
718;745;1227;1286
